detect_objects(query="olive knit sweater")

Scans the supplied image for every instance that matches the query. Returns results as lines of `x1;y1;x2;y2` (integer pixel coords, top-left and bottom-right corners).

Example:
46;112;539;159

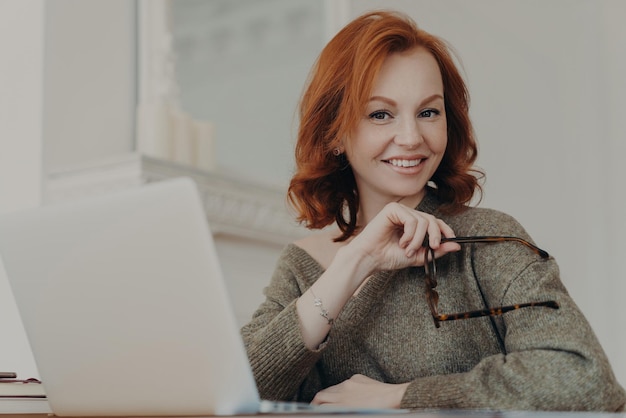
241;191;626;411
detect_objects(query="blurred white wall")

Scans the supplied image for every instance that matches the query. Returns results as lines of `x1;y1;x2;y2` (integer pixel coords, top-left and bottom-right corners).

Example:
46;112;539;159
0;0;44;213
43;0;136;171
0;0;624;388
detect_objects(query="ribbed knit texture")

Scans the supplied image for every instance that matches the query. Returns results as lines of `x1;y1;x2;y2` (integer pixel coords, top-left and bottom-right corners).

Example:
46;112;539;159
240;190;626;411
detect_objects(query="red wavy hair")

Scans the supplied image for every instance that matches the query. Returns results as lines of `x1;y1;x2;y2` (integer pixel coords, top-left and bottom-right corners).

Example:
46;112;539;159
288;10;483;241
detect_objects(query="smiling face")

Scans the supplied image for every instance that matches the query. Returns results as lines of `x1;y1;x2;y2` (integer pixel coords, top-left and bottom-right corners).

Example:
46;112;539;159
343;46;447;218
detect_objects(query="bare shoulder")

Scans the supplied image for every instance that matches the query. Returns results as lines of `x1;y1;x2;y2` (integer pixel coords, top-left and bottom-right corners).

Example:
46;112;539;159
293;227;345;270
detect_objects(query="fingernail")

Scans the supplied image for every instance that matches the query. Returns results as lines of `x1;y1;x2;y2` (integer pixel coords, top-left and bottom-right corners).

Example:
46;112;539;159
406;249;415;258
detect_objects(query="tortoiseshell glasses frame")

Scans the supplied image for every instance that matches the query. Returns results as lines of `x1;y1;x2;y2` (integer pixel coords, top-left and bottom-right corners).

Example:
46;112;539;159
423;236;560;328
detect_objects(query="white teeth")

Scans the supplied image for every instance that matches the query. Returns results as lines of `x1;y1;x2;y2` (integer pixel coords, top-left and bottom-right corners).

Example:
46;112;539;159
389;159;421;167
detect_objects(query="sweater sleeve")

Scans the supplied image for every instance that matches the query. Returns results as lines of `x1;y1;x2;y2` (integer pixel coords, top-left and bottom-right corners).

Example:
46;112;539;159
400;210;626;412
240;246;325;401
400;258;626;411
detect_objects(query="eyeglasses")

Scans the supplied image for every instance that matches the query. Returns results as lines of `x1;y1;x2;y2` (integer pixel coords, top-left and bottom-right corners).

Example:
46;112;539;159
423;236;560;328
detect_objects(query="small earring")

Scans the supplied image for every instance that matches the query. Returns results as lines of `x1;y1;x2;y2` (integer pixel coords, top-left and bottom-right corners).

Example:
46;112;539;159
332;148;341;156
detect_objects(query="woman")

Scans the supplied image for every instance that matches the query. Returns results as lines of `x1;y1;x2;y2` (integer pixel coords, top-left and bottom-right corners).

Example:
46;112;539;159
241;10;625;411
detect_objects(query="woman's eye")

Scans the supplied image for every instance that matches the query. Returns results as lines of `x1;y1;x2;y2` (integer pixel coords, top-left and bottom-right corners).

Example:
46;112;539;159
368;110;391;121
419;109;440;118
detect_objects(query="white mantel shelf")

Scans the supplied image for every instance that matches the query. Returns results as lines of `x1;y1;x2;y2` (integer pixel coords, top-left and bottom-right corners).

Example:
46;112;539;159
45;153;307;246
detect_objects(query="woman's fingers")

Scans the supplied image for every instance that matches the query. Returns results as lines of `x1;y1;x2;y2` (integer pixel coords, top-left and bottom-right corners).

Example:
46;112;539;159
380;203;449;259
396;210;418;250
357;202;459;270
402;213;431;258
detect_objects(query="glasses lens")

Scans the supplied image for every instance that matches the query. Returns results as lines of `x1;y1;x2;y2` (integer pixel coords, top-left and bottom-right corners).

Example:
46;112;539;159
428;248;437;287
424;247;440;327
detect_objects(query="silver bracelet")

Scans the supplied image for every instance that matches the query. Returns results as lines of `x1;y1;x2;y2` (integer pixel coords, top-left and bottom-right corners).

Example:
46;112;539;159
309;287;334;325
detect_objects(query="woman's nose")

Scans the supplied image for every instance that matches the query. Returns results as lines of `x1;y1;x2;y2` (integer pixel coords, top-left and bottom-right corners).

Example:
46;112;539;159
394;119;422;149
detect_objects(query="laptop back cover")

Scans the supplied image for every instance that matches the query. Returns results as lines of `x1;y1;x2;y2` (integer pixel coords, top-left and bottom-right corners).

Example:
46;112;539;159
0;178;260;416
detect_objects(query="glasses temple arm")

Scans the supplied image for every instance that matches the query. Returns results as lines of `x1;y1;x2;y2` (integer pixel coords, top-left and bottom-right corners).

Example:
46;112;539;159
440;236;550;259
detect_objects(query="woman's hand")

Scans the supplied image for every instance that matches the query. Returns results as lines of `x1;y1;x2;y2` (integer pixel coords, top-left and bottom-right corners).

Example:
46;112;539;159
348;202;461;273
296;202;459;350
311;374;410;409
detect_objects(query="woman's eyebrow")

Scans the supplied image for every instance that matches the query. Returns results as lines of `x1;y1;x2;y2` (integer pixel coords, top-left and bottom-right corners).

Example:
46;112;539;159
368;96;396;107
367;93;444;107
418;93;444;106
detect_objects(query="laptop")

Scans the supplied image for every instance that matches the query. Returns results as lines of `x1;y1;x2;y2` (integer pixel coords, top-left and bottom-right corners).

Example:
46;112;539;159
0;177;406;416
